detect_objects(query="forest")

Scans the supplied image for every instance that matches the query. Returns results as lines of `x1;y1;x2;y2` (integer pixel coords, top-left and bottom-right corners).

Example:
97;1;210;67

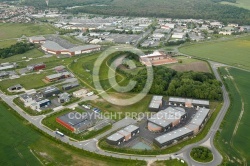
19;0;250;24
126;66;222;100
0;42;35;59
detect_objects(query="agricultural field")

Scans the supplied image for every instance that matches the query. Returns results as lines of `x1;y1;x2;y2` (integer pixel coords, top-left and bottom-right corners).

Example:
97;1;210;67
164;56;211;73
221;0;250;10
179;36;250;70
215;68;250;165
0;23;56;40
0;102;146;166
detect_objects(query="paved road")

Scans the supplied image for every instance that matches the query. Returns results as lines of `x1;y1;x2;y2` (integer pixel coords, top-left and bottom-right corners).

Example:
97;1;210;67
0;60;230;165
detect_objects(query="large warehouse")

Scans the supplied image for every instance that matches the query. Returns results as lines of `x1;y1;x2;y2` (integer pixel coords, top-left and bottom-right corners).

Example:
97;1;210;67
56;111;93;133
41;41;101;56
168;97;210;108
148;107;187;132
106;125;139;145
154;107;210;148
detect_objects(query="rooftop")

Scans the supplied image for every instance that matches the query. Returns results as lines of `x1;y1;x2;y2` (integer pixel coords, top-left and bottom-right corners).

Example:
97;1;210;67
58;111;88;127
107;133;124;141
155;127;192;144
123;125;139;133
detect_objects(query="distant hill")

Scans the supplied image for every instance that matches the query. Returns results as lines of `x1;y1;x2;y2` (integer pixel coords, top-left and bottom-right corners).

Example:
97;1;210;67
21;0;250;25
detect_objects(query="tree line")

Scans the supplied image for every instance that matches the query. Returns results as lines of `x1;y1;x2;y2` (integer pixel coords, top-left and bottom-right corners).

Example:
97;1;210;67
121;65;222;101
0;42;35;59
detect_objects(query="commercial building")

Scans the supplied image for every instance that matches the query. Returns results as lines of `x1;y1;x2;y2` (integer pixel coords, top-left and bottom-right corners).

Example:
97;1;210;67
20;93;34;107
168;97;209;108
62;82;79;91
123;125;140;136
186;108;210;134
41;86;61;98
45;72;71;82
29;36;46;44
106;125;140;146
140;51;178;66
41;41;101;56
58;92;70;103
154;108;210;147
30;99;51;111
148;95;163;112
154;127;193;147
148;107;187;132
106;133;125;145
0;63;17;71
27;63;46;71
56;111;93;133
172;32;185;39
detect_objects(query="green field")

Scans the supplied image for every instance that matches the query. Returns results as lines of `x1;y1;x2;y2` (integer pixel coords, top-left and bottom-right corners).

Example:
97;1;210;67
152;159;187;166
179;36;250;70
0;23;56;40
215;68;250;165
221;0;250;10
0;40;17;49
0;71;54;92
0;101;146;165
0;48;44;63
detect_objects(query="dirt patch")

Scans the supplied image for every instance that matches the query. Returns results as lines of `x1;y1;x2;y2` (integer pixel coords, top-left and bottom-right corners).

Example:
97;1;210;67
170;61;211;73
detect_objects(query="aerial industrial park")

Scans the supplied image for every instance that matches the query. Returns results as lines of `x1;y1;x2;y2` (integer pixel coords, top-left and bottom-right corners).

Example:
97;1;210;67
0;0;250;166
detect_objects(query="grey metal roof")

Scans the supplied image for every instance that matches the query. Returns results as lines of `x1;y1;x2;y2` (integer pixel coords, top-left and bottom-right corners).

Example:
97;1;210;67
29;36;46;41
169;97;209;106
123;125;139;133
46;72;70;80
118;130;130;136
68;45;100;52
41;86;60;94
155;127;192;144
42;41;100;53
149;95;163;109
148;107;186;128
42;41;65;51
58;111;88;127
187;108;210;127
107;133;124;141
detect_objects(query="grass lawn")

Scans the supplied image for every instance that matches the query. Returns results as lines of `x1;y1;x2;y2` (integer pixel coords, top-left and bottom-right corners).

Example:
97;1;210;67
215;67;250;165
0;70;54;92
221;0;250;10
179;36;250;70
152;159;187;166
0;39;17;49
0;23;56;40
0;48;44;63
0;101;146;166
89;93;153;120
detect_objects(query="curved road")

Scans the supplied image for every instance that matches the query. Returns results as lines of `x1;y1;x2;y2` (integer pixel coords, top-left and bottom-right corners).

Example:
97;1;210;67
0;61;230;165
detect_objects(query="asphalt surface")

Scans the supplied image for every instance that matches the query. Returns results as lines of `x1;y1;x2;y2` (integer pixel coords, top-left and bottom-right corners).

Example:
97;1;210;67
0;60;230;165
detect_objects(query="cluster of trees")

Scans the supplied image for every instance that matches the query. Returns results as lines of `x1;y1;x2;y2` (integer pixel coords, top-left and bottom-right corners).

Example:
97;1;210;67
190;146;213;162
0;42;35;59
127;66;222;100
68;0;250;25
